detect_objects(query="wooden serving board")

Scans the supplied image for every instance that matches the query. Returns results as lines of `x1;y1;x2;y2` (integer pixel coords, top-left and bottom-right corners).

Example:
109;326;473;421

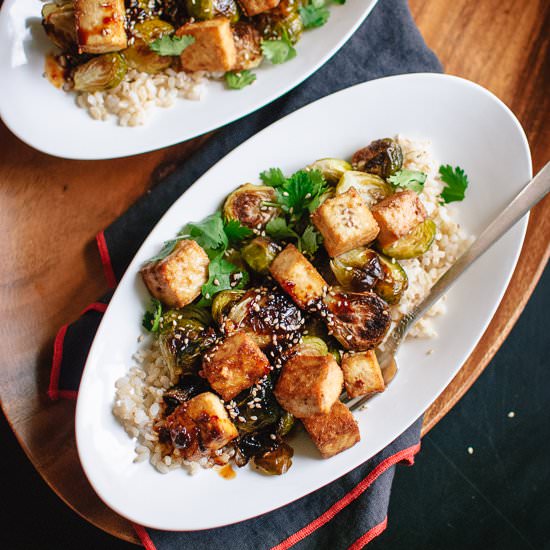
0;0;548;544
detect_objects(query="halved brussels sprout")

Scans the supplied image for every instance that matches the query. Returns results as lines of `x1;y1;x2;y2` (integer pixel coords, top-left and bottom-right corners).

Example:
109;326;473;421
234;377;282;435
253;443;294;475
323;288;391;351
211;290;245;325
307;158;352;185
373;254;408;305
42;2;77;51
256;1;303;45
335;171;392;208
241;237;279;274
351;138;403;179
72;53;127;92
330;248;383;292
223;184;279;229
185;0;240;22
380;219;436;260
124;19;175;73
294;336;328;356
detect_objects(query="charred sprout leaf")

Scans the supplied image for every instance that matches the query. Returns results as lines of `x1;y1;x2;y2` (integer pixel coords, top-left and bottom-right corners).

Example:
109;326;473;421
225;70;256;89
298;225;322;257
163;374;210;414
276;411;295;436
307;158;352;185
149;34;195;56
73;53;127;92
387;169;427;193
223;184;279;229
142;298;163;333
241;237;280;274
439;164;469;203
265;217;299;240
235;431;280;466
352;138;403;179
330;248;383;291
211;290;245;325
380;219;436;260
335;171;392;208
199;254;249;306
223;219;254;243
373;254;408;305
261;30;297;64
254;443;294;475
260;167;287;188
42;2;77;51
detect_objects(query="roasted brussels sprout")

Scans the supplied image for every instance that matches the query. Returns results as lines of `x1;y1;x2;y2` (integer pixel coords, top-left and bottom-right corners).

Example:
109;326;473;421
211;290;245;325
323;289;391;351
42;2;77;51
380;219;436;259
330;248;383;292
185;0;240;22
373;254;408;304
223;184;279;229
276;411;295;436
163;374;210;415
235;431;280;467
232;22;263;71
222;288;304;349
293;335;328;356
124;19;174;74
335;171;392;208
307;158;352;185
256;0;304;44
253;443;294;475
158;309;217;377
351;138;403;179
72;53;127;92
241;237;280;274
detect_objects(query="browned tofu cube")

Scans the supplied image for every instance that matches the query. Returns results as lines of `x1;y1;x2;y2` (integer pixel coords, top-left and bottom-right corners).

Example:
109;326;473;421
140;239;209;308
341;351;385;398
239;0;280;16
75;0;127;54
269;244;327;309
312;188;380;257
371;190;427;248
177;18;237;72
232;22;263;71
274;354;343;418
185;392;239;450
302;401;360;458
202;332;270;401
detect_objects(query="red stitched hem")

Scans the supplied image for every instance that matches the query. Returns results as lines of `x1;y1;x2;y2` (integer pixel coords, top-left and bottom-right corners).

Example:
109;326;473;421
48;302;108;401
348;516;388;549
96;230;117;289
270;442;421;550
133;523;157;550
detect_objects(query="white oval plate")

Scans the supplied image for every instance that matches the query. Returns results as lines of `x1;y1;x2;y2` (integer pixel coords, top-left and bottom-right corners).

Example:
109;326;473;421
0;0;377;160
75;74;531;531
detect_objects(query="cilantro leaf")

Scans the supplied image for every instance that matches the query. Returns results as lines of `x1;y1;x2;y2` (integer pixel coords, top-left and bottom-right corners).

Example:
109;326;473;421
142;298;163;333
149;34;195;56
261;31;297;64
147;236;185;262
388;169;427;193
265;217;299;240
225;70;256;90
224;219;253;242
199;253;248;305
298;225;322;257
260;167;287;188
183;212;228;255
299;3;330;28
276;169;329;218
439;164;469;204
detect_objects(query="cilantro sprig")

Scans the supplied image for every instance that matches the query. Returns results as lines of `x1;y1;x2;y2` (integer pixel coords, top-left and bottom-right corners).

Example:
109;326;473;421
198;253;249;306
265;217;322;258
225;70;256;90
439;165;469;204
261;31;296;64
299;0;346;29
388;169;427;193
142;298;163;333
149;34;195;56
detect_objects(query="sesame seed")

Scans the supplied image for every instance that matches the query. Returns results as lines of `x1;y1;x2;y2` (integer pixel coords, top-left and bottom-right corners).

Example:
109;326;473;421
507;411;516;418
251;416;258;421
346;334;353;341
467;447;474;455
270;434;277;440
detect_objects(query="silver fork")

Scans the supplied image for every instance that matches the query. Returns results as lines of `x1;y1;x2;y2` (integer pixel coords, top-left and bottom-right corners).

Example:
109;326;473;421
347;161;550;412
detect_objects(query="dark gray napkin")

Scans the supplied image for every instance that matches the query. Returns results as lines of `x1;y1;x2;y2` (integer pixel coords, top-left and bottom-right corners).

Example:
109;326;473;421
51;0;440;547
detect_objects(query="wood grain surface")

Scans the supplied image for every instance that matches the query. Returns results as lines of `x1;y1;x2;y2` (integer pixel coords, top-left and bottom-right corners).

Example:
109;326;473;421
0;0;548;545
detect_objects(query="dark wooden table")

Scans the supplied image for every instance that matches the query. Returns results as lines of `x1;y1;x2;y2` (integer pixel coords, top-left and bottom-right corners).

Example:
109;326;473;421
0;0;548;544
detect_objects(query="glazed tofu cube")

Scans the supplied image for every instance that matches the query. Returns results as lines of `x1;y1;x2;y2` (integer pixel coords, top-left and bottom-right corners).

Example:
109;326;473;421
74;0;127;54
202;332;270;401
177;18;237;72
341;351;385;399
311;188;380;257
269;244;327;309
185;392;239;450
274;354;343;418
302;401;360;458
371;190;427;248
140;239;209;308
239;0;280;16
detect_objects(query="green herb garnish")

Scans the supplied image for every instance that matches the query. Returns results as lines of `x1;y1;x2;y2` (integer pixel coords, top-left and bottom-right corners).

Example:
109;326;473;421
298;225;322;257
261;31;297;64
265;217;299;240
260;167;287;188
388;169;427;193
224;219;254;242
299;1;330;28
225;70;257;89
149;34;195;56
439;164;469;203
142;298;163;333
199;253;248;306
